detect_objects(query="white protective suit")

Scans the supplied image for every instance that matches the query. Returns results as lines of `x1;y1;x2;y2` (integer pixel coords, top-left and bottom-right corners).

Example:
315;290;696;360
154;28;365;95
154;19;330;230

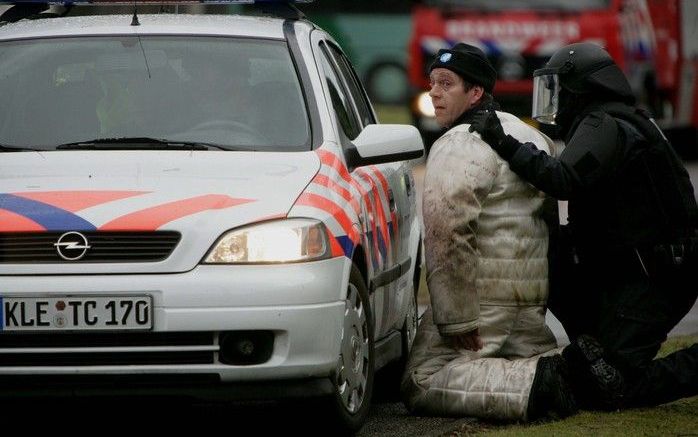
402;111;559;420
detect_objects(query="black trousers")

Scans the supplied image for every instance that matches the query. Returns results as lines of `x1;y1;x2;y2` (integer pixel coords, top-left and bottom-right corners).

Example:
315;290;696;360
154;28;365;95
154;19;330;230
548;245;698;408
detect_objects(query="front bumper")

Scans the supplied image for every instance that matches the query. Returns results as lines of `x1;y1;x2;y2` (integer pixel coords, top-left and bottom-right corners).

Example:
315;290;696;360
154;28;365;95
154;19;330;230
0;374;335;400
0;257;349;385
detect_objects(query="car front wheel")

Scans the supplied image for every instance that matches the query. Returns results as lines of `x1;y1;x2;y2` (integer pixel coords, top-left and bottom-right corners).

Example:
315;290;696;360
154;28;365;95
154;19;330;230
326;264;375;434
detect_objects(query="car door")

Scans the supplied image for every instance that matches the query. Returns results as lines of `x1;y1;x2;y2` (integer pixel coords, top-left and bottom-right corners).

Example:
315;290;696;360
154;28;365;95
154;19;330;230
317;39;417;337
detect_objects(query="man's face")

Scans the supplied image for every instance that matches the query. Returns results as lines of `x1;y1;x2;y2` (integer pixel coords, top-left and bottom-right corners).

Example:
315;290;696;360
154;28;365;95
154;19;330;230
429;68;483;128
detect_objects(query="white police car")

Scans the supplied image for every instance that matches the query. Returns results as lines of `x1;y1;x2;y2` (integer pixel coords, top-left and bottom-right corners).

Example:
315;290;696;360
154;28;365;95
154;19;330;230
0;1;423;432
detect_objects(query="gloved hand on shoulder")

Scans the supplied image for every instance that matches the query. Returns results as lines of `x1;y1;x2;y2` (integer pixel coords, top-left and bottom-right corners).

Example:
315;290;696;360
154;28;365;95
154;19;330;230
468;108;521;160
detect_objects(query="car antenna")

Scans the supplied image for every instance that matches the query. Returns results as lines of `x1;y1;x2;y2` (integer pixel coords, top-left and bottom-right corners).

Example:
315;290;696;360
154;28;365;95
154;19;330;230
131;1;140;26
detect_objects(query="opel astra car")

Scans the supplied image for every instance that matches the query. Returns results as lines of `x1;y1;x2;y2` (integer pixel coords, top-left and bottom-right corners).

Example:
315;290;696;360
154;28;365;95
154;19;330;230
0;1;424;432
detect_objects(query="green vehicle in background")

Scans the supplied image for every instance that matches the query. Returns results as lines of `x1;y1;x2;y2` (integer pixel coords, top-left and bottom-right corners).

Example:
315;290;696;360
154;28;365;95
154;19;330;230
302;0;412;105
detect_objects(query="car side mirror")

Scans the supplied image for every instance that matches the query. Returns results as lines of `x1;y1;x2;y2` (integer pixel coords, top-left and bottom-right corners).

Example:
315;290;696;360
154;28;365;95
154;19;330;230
345;124;424;169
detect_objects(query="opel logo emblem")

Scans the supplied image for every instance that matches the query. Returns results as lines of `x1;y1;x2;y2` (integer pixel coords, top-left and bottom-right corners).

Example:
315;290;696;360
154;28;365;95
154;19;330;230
54;231;91;261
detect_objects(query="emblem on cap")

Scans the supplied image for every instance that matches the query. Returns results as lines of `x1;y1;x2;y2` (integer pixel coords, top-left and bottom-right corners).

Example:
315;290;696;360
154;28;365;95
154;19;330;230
440;53;452;62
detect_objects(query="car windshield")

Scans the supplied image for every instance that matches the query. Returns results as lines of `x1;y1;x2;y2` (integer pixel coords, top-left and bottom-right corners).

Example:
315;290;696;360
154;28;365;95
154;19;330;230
424;0;610;12
0;36;310;151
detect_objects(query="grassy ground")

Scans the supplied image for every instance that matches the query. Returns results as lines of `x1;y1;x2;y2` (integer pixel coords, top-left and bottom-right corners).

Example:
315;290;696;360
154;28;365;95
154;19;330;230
444;336;698;436
449;394;698;436
374;104;412;124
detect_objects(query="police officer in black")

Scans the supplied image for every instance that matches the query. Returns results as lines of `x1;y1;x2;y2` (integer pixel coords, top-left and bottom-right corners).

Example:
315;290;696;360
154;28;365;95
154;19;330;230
469;42;698;410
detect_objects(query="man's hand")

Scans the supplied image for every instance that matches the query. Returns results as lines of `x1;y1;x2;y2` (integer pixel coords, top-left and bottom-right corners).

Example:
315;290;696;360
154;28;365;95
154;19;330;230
450;328;483;351
469;108;506;148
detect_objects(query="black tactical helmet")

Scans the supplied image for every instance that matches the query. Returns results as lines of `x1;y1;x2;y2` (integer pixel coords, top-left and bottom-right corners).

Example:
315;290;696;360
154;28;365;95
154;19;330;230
537;42;634;100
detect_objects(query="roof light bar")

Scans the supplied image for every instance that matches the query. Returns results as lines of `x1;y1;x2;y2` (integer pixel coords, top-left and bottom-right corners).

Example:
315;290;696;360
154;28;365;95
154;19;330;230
1;0;314;4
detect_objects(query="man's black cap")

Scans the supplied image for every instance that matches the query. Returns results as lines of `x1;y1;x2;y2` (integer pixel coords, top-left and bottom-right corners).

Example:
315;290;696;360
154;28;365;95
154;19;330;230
430;43;497;93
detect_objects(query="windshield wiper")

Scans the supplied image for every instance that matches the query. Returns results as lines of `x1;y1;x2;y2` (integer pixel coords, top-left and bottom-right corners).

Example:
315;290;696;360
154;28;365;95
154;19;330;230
0;144;42;152
55;137;228;151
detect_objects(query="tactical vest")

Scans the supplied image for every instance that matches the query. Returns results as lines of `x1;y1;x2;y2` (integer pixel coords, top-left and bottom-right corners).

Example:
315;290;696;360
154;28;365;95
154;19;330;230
602;103;698;246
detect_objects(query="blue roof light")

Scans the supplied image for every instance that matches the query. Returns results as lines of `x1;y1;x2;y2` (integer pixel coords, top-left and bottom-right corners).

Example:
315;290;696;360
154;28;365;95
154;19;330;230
2;0;314;4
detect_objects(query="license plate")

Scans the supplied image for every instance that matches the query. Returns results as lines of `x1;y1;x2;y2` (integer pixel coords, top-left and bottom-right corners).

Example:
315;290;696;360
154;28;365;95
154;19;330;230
0;296;152;331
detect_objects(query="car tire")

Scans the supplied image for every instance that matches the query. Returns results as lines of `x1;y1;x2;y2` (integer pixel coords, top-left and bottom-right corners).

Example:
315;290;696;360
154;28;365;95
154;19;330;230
407;242;422;354
403;269;419;358
323;263;375;435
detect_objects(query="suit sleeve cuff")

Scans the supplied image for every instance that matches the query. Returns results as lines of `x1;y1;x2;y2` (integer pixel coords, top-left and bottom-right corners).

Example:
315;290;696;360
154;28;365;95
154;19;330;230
437;320;479;336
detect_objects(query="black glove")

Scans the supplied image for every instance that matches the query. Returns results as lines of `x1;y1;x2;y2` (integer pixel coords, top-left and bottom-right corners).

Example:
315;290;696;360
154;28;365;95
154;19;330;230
468;108;521;160
469;107;506;147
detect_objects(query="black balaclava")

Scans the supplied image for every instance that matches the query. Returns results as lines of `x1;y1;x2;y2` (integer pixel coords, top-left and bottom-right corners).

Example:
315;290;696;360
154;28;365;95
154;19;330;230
554;88;582;139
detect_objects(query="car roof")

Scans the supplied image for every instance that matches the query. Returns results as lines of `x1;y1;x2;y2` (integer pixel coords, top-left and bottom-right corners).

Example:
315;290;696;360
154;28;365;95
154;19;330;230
0;13;301;41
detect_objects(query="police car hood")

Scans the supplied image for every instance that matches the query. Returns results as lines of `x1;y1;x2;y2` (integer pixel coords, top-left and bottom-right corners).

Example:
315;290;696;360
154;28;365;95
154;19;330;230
0;150;320;274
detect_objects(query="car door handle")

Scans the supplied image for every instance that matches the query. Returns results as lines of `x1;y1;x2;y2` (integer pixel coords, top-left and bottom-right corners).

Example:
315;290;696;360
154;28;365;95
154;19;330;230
403;173;412;197
388;188;396;211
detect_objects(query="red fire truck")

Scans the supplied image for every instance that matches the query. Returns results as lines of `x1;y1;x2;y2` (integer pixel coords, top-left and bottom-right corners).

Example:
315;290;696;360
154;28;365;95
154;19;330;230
409;0;698;157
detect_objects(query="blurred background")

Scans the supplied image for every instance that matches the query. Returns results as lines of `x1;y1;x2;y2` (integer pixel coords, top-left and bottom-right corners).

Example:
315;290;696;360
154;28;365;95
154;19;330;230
301;0;698;158
297;0;698;339
3;0;696;157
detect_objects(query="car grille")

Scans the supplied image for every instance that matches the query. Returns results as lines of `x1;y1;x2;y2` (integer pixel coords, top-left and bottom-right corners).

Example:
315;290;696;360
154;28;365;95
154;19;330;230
0;332;216;366
0;231;181;263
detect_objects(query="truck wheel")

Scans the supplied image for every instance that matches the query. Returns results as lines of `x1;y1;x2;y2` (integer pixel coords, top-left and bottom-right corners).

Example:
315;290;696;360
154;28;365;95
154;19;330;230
365;61;408;105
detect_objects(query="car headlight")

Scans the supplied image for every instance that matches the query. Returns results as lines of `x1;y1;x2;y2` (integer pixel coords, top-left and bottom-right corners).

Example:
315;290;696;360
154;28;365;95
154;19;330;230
204;218;330;264
415;91;435;118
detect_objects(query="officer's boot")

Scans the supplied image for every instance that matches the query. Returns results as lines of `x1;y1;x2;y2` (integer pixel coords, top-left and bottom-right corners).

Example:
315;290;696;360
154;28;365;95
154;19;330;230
562;334;625;410
527;354;578;421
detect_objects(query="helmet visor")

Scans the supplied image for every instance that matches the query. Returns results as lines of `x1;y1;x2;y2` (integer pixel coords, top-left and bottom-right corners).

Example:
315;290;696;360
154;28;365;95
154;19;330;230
532;72;560;125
